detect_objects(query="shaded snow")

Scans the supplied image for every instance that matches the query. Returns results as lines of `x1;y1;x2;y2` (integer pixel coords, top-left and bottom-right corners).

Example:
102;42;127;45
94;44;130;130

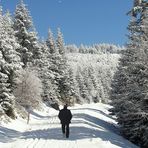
0;103;139;148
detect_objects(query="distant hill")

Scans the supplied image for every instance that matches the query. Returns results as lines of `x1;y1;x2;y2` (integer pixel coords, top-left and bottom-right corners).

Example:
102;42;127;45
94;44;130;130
66;44;122;104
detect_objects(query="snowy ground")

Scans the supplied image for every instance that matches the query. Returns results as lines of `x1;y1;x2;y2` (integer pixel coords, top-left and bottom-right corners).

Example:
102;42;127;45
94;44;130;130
0;103;139;148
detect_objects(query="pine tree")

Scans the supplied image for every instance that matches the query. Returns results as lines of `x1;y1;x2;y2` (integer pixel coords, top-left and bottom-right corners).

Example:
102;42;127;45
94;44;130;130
110;1;148;147
13;0;39;67
45;28;60;103
79;44;86;53
0;8;22;118
3;11;23;85
110;1;143;115
75;67;89;103
82;67;93;103
55;28;72;103
88;66;101;102
56;28;65;55
67;68;79;105
46;28;56;54
39;41;58;104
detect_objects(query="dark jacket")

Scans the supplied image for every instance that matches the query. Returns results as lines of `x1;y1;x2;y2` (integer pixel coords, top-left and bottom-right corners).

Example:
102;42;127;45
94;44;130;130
58;107;72;124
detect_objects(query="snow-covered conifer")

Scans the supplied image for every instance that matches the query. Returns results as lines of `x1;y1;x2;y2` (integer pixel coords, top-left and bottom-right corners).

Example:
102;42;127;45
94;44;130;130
39;41;58;104
45;28;61;103
54;28;73;103
56;28;65;55
0;8;22;118
88;66;101;102
75;67;89;103
46;28;56;54
67;68;79;105
13;0;39;67
110;1;148;147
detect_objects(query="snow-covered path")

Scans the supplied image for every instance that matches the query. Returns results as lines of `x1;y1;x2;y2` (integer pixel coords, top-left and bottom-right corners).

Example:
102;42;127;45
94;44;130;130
0;103;139;148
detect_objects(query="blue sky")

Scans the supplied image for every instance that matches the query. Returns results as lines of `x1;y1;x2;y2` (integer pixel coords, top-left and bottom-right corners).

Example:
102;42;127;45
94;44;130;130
1;0;133;46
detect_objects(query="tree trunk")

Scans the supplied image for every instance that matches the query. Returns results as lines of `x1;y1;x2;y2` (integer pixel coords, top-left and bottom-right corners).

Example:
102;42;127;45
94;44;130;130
27;112;30;124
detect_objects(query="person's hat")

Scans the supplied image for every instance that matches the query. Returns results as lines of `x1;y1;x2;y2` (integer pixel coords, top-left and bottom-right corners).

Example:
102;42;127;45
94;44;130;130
64;104;68;108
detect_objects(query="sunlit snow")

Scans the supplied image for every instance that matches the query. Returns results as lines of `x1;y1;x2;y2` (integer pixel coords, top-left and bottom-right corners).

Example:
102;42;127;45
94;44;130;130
0;103;139;148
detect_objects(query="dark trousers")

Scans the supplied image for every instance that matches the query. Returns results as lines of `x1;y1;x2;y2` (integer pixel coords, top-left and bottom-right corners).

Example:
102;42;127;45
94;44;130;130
62;124;69;138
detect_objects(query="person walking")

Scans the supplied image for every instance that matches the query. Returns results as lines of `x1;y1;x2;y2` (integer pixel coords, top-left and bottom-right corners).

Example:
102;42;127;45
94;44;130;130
58;104;72;138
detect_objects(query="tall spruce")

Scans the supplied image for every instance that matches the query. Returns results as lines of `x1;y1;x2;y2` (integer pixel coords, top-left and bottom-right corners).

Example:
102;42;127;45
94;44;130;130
75;67;89;103
13;0;39;67
46;28;60;103
0;8;22;118
68;68;80;104
110;0;148;147
39;41;58;104
55;28;73;103
88;66;101;102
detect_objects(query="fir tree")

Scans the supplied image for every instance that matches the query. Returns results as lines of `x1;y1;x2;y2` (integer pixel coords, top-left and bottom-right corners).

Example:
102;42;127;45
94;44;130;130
75;67;89;103
56;28;65;55
13;0;39;67
39;41;58;104
110;1;148;147
88;66;101;102
46;28;60;102
46;28;56;54
0;8;22;118
68;68;80;104
55;28;72;103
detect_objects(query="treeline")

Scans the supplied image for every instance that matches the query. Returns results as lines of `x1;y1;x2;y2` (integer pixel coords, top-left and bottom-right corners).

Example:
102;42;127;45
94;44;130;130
110;0;148;147
66;44;124;54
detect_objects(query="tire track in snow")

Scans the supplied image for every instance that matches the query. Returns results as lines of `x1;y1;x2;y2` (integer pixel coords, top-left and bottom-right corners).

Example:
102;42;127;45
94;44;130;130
26;139;38;148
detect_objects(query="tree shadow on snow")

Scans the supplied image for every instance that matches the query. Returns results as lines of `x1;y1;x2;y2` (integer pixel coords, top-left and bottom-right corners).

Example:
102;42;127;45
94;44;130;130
0;126;21;143
72;107;116;120
20;113;137;148
30;110;52;119
20;126;135;148
0;110;137;148
73;113;119;134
